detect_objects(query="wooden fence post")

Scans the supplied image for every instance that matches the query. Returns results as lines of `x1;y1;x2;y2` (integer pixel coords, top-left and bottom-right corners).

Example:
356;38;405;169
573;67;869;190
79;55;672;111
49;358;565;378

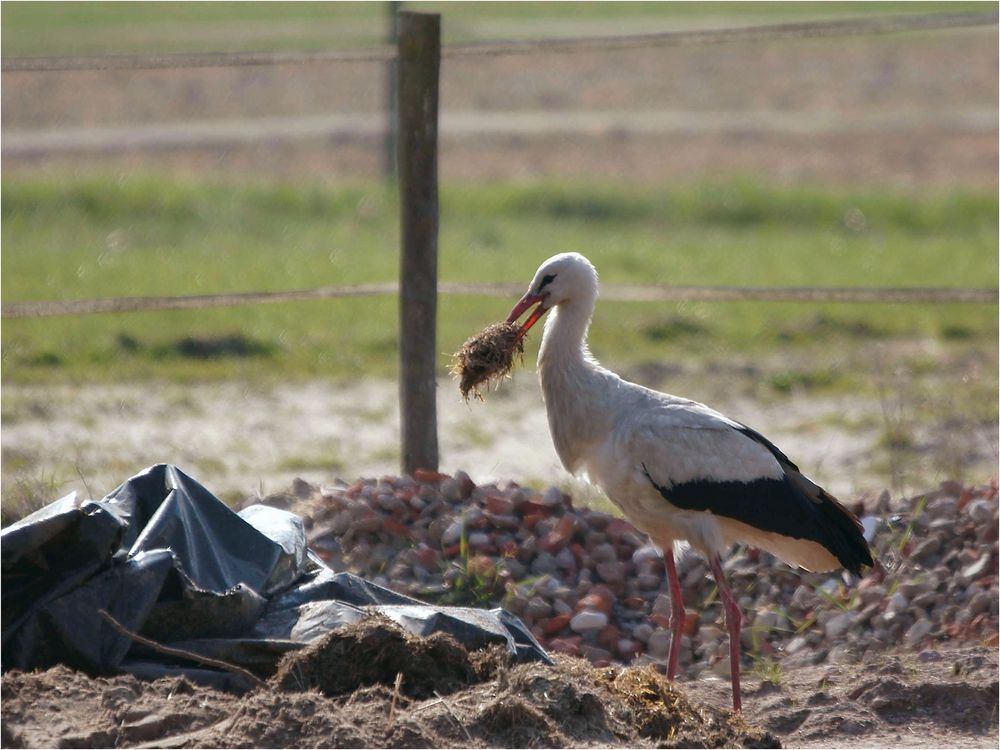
397;11;440;476
383;1;401;181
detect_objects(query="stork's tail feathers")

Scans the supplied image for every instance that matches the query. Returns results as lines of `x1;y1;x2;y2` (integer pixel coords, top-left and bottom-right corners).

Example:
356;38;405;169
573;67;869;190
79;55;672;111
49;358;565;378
734;423;874;575
787;470;874;576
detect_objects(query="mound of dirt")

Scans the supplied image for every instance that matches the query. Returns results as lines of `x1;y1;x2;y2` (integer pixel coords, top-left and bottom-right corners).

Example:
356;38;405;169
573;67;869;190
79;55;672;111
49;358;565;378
270;616;504;699
1;617;779;749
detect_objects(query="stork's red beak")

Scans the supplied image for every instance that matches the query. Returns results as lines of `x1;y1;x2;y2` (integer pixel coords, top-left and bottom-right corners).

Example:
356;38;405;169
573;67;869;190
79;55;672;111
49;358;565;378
507;293;548;340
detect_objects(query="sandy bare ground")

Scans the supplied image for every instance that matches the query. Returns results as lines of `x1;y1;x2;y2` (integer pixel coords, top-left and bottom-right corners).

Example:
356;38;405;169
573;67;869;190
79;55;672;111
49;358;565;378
2;633;996;749
7;108;994;154
685;645;999;748
0;373;962;510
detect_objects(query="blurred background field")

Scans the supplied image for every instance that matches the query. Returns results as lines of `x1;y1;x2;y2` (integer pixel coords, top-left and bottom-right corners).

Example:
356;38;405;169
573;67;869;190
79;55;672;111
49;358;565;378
2;1;997;517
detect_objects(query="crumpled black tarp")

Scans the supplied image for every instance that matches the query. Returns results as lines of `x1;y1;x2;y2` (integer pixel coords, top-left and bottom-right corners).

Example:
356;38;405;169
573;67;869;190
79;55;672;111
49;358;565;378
1;464;549;690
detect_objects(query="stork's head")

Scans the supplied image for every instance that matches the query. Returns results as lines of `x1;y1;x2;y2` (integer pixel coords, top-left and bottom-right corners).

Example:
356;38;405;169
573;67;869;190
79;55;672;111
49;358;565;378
506;252;598;340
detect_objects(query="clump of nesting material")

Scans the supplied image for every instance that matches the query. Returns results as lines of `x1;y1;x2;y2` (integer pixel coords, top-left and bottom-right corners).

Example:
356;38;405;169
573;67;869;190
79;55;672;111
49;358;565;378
451;321;524;401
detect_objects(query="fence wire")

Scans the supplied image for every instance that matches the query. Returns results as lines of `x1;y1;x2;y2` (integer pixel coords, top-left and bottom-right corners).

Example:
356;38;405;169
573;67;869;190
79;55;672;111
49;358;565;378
3;283;995;320
2;11;994;73
442;11;998;58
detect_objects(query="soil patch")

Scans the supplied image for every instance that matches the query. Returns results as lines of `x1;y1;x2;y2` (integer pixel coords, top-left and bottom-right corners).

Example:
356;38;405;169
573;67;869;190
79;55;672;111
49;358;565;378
2;618;777;749
683;648;999;749
4;617;996;748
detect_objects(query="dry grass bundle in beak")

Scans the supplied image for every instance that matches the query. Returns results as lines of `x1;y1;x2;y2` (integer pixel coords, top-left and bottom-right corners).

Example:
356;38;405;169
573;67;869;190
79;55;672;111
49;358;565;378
451;321;524;401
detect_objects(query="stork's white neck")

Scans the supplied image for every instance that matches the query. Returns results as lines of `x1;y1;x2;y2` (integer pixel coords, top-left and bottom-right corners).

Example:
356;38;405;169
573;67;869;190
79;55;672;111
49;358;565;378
537;296;612;475
539;298;593;367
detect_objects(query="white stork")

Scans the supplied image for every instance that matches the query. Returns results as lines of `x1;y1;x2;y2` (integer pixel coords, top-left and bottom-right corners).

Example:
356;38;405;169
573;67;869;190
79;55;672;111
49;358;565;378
505;252;873;712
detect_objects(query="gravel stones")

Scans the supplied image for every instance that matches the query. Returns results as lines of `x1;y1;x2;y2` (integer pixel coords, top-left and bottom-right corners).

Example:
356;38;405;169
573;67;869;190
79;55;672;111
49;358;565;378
596;560;626;584
484;494;515;515
530;552;558;576
440;518;464;546
959;553;992;583
299;471;999;676
887;592;909;614
784;635;810;655
651;594;672;616
577;586;614;615
905;618;934;647
439;478;463;503
467;531;492;550
824;612;856;640
570;610;608;633
910;536;941;564
926;496;959;518
526;597;553;620
967;498;995;524
647;628;673;658
790;585;816;610
756;609;786;630
968;590;993;615
633;545;662;566
540;486;566;509
637;573;662;590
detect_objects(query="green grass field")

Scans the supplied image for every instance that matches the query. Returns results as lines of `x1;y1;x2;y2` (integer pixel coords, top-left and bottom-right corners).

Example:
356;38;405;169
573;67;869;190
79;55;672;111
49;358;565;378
3;1;990;56
2;174;996;390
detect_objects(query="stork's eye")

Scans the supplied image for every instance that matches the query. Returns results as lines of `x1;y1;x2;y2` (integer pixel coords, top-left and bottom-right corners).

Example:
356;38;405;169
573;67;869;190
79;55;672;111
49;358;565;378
538;274;556;292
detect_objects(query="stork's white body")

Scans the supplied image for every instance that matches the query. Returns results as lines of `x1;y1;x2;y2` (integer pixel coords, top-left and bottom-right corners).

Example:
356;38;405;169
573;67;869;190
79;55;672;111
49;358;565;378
505;252;872;713
538;303;839;573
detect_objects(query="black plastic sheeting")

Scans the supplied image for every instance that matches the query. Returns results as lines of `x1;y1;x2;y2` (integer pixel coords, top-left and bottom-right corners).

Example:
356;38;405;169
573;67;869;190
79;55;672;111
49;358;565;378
2;464;549;690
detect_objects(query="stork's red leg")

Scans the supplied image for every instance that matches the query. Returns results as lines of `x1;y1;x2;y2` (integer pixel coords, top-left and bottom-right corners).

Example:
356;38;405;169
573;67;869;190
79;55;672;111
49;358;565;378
663;548;686;681
710;554;743;713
